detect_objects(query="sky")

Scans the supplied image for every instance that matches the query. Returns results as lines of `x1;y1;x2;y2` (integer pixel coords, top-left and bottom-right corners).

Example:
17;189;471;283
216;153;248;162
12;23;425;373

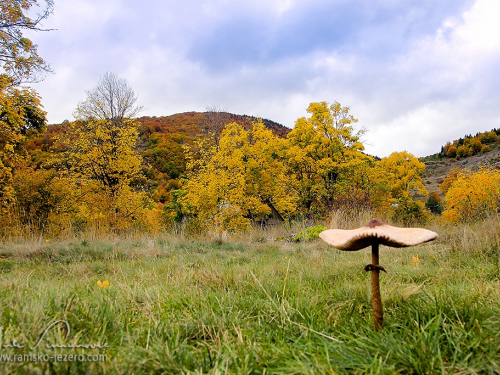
28;0;500;157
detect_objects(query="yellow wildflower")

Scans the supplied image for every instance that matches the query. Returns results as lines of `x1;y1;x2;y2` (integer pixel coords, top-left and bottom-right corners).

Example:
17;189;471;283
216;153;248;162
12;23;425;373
411;254;420;266
97;280;110;288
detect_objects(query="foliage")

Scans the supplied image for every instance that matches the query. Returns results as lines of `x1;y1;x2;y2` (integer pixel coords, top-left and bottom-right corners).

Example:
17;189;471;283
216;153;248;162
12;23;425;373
293;224;327;242
11;98;437;234
138;112;291;139
442;168;500;223
425;192;443;215
181;121;298;232
440;127;499;160
58;118;154;230
142;132;187;203
0;0;53;83
373;151;428;211
439;167;461;195
286;101;371;216
10;165;74;233
392;196;429;225
446;145;457;158
0;75;46;211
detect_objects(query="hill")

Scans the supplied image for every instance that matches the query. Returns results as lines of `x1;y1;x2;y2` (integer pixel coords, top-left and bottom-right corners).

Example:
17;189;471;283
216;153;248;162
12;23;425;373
420;144;500;197
25;112;291;205
137;112;291;139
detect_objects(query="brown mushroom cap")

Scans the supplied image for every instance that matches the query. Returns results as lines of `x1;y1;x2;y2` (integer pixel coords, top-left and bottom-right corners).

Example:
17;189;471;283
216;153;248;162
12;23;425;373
319;218;438;251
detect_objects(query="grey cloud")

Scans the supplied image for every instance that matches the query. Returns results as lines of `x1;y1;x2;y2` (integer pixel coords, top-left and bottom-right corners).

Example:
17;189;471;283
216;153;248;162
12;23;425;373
29;0;500;159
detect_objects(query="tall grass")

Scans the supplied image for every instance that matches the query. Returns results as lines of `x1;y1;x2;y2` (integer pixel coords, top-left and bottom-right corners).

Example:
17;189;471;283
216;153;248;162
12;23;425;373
0;217;499;373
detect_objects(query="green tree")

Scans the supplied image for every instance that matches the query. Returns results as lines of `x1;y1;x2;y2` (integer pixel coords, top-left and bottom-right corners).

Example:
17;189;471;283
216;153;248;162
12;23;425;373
425;192;443;214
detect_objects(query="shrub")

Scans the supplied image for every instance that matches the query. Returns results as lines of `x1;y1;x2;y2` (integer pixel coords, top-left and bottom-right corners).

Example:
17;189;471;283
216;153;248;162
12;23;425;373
425;192;443;215
446;146;457;158
442;168;500;223
293;225;327;242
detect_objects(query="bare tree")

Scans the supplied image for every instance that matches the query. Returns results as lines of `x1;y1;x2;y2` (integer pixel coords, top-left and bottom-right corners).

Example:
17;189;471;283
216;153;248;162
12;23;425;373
202;106;231;148
74;72;143;125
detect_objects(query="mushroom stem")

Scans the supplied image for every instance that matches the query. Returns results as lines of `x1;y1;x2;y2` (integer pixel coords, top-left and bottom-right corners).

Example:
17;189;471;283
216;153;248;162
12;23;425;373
371;242;383;330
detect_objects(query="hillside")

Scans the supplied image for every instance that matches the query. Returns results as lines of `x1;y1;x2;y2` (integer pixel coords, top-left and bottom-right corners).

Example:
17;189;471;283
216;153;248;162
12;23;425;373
137;112;291;138
25;112;292;205
420;145;500;197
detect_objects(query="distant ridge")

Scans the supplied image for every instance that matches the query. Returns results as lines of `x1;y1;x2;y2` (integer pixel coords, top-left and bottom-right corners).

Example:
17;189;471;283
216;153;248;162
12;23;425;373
136;112;291;139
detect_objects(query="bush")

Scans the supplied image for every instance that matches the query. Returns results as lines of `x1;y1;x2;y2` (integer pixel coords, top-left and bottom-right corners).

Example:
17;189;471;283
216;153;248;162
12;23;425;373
442;168;500;223
392;198;429;225
293;225;327;242
425;192;443;215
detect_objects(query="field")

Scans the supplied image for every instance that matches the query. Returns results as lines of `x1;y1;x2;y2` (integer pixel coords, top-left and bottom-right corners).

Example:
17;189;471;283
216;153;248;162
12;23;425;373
0;219;499;374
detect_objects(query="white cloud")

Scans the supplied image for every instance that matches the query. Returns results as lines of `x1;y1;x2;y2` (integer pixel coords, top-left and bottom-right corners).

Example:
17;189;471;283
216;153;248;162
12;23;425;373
27;0;500;158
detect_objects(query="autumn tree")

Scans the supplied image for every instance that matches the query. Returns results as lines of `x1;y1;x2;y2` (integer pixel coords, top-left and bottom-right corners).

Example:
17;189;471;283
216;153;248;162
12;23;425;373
61;73;153;230
439;167;461;195
446;145;457;158
0;75;46;211
483;131;497;143
374;151;429;223
286;101;371;216
1;0;53;84
0;0;52;216
182;121;298;232
442;168;500;223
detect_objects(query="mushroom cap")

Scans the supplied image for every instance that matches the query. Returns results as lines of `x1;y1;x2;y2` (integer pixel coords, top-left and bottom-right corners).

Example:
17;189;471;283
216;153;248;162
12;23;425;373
319;218;438;251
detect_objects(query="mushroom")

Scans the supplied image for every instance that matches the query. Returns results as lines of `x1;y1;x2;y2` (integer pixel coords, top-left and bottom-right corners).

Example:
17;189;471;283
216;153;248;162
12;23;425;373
319;218;438;330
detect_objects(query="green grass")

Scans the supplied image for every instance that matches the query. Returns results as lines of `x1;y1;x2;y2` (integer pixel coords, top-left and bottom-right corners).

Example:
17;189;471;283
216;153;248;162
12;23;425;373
0;228;499;374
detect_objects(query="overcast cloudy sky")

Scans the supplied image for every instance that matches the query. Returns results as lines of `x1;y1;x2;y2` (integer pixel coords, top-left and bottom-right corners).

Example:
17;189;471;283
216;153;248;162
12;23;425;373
30;0;500;157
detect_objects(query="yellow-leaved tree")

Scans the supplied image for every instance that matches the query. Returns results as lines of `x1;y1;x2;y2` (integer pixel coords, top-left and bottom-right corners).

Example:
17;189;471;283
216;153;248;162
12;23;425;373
442;168;500;223
59;73;154;231
374;151;429;223
182;121;298;232
439;167;461;195
0;75;46;213
286;101;372;216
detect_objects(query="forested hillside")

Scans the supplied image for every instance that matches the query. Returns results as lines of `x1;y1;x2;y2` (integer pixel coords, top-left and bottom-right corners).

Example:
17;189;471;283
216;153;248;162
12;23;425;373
23;111;291;208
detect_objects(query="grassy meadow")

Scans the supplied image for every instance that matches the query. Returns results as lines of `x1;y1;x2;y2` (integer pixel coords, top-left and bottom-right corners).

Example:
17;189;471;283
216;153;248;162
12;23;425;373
0;218;499;374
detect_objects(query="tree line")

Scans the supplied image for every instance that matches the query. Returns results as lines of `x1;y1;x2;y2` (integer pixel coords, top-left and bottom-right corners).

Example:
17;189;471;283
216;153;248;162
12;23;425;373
440;130;499;159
